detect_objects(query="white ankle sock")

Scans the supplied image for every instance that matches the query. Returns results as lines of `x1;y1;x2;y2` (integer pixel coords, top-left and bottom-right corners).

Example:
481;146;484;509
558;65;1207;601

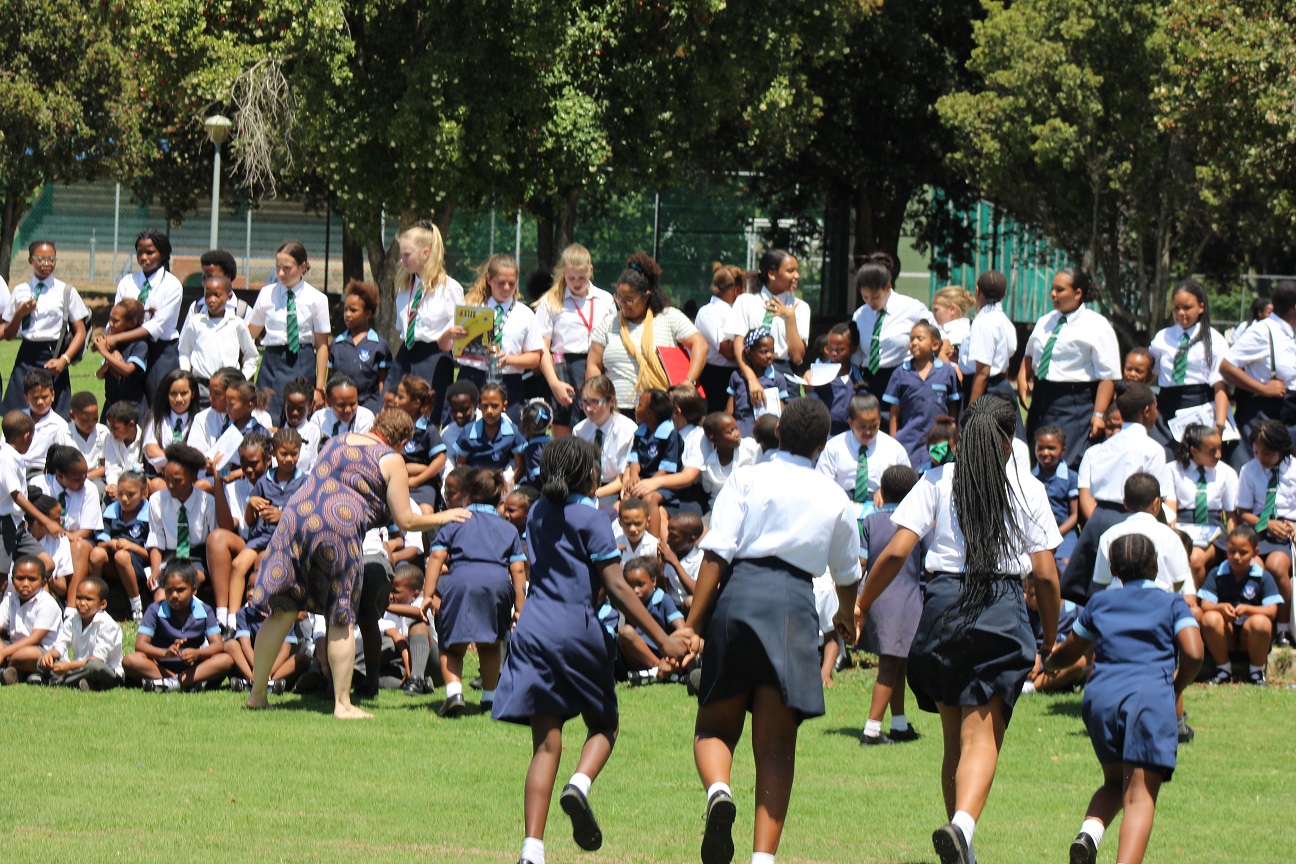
1080;817;1105;845
481;688;495;701
569;772;592;796
445;681;463;697
890;713;908;732
1021;680;1036;694
952;810;976;846
863;719;883;737
706;781;731;801
217;606;229;627
752;853;775;864
1250;664;1265;675
521;837;545;864
129;596;142;613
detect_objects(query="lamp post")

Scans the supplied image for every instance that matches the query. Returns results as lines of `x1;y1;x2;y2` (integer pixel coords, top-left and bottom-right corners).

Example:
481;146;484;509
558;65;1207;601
204;115;233;248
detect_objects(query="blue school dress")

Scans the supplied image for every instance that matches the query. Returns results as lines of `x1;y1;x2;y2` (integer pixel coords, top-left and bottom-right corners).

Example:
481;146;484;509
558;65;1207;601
858;505;930;657
1199;562;1282;626
637;588;683;653
430;504;525;646
402;417;447;508
103;337;150;421
493;496;623;727
1073;581;1198;778
1033;462;1079;564
1029;599;1080;654
882;360;960;470
452;415;526;472
328;329;392;414
138;596;222;673
519;433;551;484
727;367;790;437
812;373;855;437
245;469;307;551
629;419;682;478
96;499;151;583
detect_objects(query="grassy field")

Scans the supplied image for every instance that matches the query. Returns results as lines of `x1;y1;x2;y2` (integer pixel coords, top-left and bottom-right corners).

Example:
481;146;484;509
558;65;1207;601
0;337;106;407
2;651;1292;864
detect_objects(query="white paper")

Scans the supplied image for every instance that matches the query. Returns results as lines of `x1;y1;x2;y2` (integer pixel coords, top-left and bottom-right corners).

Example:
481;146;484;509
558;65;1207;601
805;362;844;387
1168;402;1238;443
210;425;246;472
1178;523;1221;548
754;387;783;419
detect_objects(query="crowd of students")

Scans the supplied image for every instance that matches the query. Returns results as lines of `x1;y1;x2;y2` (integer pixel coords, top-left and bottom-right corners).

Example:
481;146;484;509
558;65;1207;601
0;228;1288;864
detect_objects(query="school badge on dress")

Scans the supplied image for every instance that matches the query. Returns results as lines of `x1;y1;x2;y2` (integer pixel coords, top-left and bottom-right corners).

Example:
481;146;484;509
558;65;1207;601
359;349;372;364
404;440;418;454
1243;581;1258;601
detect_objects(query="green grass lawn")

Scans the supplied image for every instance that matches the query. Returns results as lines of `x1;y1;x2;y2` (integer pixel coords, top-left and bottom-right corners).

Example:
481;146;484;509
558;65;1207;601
0;337;107;406
3;654;1292;864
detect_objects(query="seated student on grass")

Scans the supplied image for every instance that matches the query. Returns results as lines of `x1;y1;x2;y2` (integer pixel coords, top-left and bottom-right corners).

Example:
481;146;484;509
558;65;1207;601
179;367;237;462
0;556;60;685
439;379;481;477
726;327;790;437
450;380;523;477
69;392;109;497
19;368;74;479
752;413;779;462
515;399;554;486
33;444;101;600
1032;426;1079;572
815;393;912;509
95;298;150;415
1234;419;1296;647
38;574;123;690
0;411;51;580
390;375;447;513
500;483;539;553
223;380;271;440
572;375;637;514
664;383;712;514
378;563;437;694
280;376;321;475
1169;423;1238;588
615;556;688;682
1198;525;1281;686
124;559;234;692
145;444;225;603
141;369;200;488
311;373;375;445
1022;573;1087;695
102;400;144;502
27;492;75;602
660;510;704;610
204;432;279;628
623;388;684;543
226;605;307;694
612;497;658;564
1092;473;1194;597
90;469;149;622
699;411;760;511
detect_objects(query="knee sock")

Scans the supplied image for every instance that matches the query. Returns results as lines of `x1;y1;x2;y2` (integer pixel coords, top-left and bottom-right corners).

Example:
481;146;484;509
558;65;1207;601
568;772;592;796
129;596;142;615
520;837;545;864
863;719;883;738
752;854;775;864
409;633;431;680
706;781;731;802
1080;817;1105;845
445;681;463;698
890;713;908;732
952;810;976;846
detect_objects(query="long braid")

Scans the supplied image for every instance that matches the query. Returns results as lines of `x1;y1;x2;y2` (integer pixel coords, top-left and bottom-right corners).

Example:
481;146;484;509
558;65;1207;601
952;396;1026;618
539;436;599;505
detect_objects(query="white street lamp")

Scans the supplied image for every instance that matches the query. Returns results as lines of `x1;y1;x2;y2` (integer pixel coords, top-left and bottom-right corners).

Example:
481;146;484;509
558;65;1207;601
204;115;233;249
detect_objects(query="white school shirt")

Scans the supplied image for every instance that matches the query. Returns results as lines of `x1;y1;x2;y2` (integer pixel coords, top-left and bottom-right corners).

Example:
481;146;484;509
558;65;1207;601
51;609;123;677
455;298;544;374
103;432;143;486
1223;313;1296;388
1237;456;1296;521
573;412;638;485
142;411;192;472
1092;512;1195;596
22;410;74;476
40;533;74;579
680;424;710;471
395;275;465;346
850;291;934;370
1024;304;1121;383
701;451;861;586
71;422;109;473
178;312;260;380
534;286;615;356
0;276;9;322
892;462;1063;576
611;523;659;566
693;296;738;368
0;589;61;650
958;301;1017;377
184;296;249;327
941;316;971;351
3;276;90;342
247;280;330;346
186;408;228;459
1148;323;1227;388
224;474;256;536
723;289;812;362
145;489;218;551
310;406;375;441
32;475;103;533
115;268;183;342
1076;423;1174;502
1167;460;1238;514
701;437;762;506
590;308;701;408
815;430;912;500
0;442;25;527
284;419;321;476
664;544;703;606
812;573;840;641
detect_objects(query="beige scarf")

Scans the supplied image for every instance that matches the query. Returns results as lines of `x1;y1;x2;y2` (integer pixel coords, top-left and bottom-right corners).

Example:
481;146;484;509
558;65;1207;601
618;309;671;394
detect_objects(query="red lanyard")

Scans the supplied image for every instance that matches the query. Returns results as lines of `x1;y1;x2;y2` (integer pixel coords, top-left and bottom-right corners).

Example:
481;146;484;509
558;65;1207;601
572;295;596;332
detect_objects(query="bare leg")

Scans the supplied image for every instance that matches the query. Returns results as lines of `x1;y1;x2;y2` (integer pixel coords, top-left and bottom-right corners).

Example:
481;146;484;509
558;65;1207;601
695;692;748;789
952;698;1007;819
525;716;564;841
478;642;502;691
247;610;297;709
1198;611;1230;666
329;622;372;719
936;702;963;819
1115;765;1162;864
441;645;465;686
889;659;908;716
205;528;244;612
869;654;900;722
1081;762;1125;829
750;685;799;857
1243;615;1273;667
111;549;140;599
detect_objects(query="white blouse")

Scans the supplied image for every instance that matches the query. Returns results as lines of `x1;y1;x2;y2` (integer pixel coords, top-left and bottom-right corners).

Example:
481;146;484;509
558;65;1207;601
395;275;465;347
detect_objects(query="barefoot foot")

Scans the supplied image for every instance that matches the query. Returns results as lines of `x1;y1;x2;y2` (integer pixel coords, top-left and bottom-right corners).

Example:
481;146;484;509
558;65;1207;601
245;696;270;710
334;702;373;720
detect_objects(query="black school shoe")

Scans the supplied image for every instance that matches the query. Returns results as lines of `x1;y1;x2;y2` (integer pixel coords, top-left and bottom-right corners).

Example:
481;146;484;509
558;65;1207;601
1069;832;1098;864
1177;715;1195;744
701;789;736;864
402;677;430;696
859;731;896;746
931;823;971;864
888;726;921;742
437;692;466;718
559;784;603;851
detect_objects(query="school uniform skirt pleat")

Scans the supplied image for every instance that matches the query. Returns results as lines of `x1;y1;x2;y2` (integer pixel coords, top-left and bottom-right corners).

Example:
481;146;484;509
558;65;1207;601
1061;502;1127;604
436;564;513;646
1083;667;1179;779
395;341;453;425
549;352;590;428
906;573;1035;725
255;345;315;421
1152;383;1213;459
144;339;181;411
0;340;72;415
696;557;824;721
1027;380;1099;469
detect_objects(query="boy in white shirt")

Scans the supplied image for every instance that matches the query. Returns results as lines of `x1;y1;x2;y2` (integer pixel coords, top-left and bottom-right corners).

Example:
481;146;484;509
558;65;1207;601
0;411;51;578
612;498;660;564
0;556;62;685
660;510;703;609
69;392;110;497
20;368;74;477
178;275;260;404
102;400;145;500
38;574;123;689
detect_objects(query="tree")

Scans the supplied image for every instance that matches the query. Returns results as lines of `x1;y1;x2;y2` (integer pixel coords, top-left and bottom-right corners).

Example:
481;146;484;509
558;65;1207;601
0;0;141;280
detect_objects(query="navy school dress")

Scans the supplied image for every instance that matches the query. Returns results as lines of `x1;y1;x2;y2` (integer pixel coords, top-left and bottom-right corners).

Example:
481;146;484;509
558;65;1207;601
329;329;392;414
858;506;930;658
452;415;526;472
727;367;790;437
430;504;525;646
637;588;684;653
493;495;624;728
519;433;551;485
882;360;961;470
629;419;683;501
137;596;222;674
812;373;855;437
1199;562;1282;627
1028;598;1080;654
102;338;150;420
244;469;308;552
96;499;151;584
1033;462;1080;565
1072;581;1198;778
402;416;447;509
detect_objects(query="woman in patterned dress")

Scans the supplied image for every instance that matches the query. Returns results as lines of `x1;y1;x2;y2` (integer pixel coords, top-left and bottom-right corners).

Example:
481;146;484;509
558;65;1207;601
245;409;469;718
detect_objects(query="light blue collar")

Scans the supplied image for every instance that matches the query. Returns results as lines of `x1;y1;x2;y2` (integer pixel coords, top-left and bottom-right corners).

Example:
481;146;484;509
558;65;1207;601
334;328;382;344
467;503;498;515
566;495;598;509
157;596;205;620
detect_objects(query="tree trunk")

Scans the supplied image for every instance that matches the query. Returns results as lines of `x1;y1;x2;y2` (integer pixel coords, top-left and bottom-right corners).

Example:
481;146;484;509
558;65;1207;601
368;208;456;345
533;197;556;278
0;188;30;284
853;186;874;270
556;185;580;256
341;223;365;284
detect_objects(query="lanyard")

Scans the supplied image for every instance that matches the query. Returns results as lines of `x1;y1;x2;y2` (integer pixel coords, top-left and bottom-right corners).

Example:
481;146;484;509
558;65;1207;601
571;294;596;332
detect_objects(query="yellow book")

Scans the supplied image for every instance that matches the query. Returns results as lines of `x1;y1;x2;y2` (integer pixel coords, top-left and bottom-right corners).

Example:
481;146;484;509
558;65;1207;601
453;305;496;361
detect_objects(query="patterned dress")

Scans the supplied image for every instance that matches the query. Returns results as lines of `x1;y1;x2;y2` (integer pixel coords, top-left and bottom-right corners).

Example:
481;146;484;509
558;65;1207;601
250;437;393;627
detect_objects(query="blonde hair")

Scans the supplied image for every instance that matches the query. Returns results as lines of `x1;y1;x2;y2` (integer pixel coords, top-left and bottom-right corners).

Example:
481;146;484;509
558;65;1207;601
396;225;447;295
464;254;519;306
933;285;975;315
541;244;594;312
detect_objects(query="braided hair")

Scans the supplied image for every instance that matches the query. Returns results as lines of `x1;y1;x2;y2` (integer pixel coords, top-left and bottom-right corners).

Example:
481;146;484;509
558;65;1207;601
1107;533;1158;585
952;395;1026;618
539;436;599;505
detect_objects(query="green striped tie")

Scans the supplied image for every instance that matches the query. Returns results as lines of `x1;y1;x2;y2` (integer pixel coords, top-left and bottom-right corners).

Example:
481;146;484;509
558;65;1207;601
854;445;869;504
286;288;300;355
868;309;886;375
1036;313;1067;380
594;428;604;467
761;301;775;327
1256;468;1279;533
404;278;423;349
58;491;67;527
172;418;184;443
21;282;45;330
176;504;190;559
494;304;506;347
137;279;150;307
1194;466;1209;525
1172;330;1191;385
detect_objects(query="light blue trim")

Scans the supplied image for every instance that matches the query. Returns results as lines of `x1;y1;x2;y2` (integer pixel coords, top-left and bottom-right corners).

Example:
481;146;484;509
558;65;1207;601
1071;620;1096;640
591;550;621;562
429;544;449;553
660;460;679;472
158;596;206;621
415;417;429;430
427;443;447;457
666;609;684;623
1197;589;1219;604
566;495;598;508
1174;617;1200;634
881;394;899;405
652;420;675;440
1262;593;1283;606
649;588;665;605
137;625;156;637
508;554;527;563
128;356;147;370
205;625;221;638
467;503;498;514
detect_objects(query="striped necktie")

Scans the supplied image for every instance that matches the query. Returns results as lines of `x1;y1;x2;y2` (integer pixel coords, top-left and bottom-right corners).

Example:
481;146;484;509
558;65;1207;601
494;304;506;347
404;278;423;349
21;282;45;330
1036;313;1068;380
176;504;190;559
332;419;342;437
172;418;184;442
1172;330;1191;385
137;277;151;307
1257;467;1280;533
285;288;300;355
854;444;869;504
58;491;67;527
1194;466;1209;525
761;298;776;327
868;310;886;375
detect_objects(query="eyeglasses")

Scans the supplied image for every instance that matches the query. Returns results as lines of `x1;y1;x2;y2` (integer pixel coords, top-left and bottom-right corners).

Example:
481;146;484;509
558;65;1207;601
580;398;609;409
32;256;56;264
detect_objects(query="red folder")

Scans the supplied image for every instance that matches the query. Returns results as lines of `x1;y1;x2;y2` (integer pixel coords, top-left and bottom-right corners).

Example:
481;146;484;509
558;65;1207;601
657;346;705;398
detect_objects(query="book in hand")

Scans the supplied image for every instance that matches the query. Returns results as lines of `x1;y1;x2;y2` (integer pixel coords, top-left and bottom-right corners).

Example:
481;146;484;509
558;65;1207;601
453;305;496;360
656;345;706;398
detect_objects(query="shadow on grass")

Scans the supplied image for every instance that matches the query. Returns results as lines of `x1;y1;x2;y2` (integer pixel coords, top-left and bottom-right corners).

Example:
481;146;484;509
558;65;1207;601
1042;699;1084;720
